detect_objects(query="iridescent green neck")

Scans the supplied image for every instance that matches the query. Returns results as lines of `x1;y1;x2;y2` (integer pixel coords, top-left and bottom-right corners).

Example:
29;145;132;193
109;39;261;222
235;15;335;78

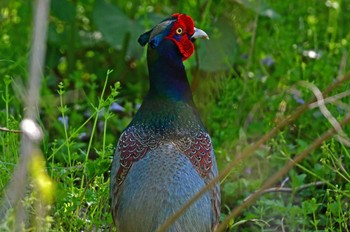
146;39;194;104
130;98;204;134
128;39;204;132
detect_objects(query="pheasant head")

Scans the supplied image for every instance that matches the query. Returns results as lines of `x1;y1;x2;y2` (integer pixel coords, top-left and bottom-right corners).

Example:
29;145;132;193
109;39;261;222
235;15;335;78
138;13;209;61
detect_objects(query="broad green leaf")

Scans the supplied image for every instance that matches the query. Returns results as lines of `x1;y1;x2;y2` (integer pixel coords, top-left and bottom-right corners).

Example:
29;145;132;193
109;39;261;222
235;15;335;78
236;0;280;19
50;0;75;22
93;1;144;59
197;19;239;72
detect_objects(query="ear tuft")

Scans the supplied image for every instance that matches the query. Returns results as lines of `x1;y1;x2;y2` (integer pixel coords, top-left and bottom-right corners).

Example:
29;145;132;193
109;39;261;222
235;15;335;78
138;30;152;46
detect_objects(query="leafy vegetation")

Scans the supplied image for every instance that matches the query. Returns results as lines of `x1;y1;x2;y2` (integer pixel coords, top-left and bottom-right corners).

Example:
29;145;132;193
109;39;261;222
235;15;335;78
1;0;350;231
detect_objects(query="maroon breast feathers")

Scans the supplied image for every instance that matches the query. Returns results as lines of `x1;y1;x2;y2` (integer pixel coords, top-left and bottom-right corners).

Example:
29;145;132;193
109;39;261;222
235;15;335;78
115;127;213;186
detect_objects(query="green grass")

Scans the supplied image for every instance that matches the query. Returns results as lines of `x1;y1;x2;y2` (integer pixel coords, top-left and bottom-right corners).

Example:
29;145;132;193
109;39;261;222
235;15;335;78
1;0;350;231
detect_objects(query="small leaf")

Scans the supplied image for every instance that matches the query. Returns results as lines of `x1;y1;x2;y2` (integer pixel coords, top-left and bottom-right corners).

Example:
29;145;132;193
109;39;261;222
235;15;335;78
223;182;237;196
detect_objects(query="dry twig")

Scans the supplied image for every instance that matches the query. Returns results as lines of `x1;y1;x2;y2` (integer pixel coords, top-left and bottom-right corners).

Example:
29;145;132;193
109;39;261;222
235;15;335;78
300;81;350;147
0;0;50;229
0;127;22;134
244;181;327;202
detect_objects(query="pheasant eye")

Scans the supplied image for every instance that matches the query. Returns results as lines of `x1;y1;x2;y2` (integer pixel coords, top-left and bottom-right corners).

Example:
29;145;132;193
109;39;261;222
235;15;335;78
175;27;183;35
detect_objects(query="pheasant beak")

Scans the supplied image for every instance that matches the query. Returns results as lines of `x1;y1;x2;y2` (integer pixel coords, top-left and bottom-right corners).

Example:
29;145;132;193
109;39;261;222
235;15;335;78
191;27;209;40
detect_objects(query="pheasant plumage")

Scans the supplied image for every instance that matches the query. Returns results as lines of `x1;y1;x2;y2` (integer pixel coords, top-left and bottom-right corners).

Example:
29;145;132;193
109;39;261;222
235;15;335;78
110;13;220;232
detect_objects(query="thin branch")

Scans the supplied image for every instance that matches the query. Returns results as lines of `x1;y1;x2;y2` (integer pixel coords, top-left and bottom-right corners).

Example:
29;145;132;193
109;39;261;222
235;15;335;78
308;89;350;109
281;217;285;232
244;181;327;202
300;81;350;147
0;0;50;228
0;127;22;134
300;81;343;132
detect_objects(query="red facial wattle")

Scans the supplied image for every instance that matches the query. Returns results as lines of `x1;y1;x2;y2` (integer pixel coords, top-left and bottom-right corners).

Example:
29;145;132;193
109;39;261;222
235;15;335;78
166;14;195;61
